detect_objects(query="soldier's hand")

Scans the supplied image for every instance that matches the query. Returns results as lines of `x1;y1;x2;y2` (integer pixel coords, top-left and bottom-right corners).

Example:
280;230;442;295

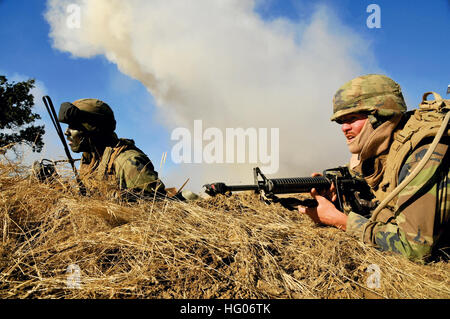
298;188;347;230
311;172;337;202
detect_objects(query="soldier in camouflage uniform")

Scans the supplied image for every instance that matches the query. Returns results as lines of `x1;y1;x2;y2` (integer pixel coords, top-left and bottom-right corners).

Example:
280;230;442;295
58;98;167;199
298;74;449;261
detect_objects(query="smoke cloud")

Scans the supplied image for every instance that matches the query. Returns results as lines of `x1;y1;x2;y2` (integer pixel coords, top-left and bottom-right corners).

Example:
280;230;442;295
45;0;374;190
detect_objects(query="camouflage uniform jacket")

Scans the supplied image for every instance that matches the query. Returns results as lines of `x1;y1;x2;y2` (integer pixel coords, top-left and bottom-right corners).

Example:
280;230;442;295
80;138;166;197
346;132;449;260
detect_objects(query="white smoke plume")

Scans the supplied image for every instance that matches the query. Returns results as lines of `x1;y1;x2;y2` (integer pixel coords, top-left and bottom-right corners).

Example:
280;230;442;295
45;0;374;191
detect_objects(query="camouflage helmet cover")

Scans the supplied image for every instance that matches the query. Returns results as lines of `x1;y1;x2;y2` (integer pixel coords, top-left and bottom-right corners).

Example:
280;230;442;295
331;74;407;122
59;98;116;132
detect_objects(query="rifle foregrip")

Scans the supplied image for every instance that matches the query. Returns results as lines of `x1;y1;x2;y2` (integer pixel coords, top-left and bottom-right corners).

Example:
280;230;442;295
268;176;330;194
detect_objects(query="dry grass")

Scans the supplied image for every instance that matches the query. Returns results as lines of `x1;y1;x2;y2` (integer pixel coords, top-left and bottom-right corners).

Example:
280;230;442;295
0;160;449;299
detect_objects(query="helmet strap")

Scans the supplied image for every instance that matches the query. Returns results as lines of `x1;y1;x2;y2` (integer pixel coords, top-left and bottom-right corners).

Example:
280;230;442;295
368;113;395;130
368;114;381;129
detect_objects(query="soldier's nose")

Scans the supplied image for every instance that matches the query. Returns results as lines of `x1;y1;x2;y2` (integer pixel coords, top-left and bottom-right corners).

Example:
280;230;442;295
341;123;351;134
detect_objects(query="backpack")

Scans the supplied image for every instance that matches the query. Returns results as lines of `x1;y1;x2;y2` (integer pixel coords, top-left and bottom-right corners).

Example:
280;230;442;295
374;91;450;212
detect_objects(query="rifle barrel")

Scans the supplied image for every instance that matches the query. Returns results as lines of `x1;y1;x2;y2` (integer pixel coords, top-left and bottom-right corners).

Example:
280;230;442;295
228;184;259;192
206;169;333;197
42;96;75;170
42;95;86;196
220;176;331;195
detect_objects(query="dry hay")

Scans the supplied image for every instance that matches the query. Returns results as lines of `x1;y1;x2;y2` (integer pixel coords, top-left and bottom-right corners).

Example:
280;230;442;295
0;160;449;299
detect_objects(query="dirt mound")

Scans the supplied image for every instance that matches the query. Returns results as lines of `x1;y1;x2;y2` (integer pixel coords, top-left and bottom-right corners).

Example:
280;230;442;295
0;161;449;299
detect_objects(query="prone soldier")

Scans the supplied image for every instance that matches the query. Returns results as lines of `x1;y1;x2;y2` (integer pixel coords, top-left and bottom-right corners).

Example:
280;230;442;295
299;74;449;261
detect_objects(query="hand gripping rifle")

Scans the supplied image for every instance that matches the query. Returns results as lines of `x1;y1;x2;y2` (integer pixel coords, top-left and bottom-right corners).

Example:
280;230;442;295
41;96;86;196
204;167;376;217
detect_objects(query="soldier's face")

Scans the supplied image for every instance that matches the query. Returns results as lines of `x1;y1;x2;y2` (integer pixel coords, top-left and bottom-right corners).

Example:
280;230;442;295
339;113;368;143
65;126;89;153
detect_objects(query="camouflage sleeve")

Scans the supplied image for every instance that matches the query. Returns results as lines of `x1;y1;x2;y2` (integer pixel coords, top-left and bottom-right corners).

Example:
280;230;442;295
346;142;449;260
113;149;166;196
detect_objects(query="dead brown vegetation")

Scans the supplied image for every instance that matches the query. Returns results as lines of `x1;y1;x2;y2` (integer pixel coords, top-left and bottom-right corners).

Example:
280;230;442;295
0;160;449;299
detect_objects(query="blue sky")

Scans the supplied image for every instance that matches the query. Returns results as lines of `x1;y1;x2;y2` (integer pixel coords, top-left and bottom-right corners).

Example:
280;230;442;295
1;0;449;187
0;0;169;161
254;0;450;99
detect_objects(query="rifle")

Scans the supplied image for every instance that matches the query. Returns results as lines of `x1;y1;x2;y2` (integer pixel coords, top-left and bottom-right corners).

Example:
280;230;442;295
204;167;376;217
40;96;86;195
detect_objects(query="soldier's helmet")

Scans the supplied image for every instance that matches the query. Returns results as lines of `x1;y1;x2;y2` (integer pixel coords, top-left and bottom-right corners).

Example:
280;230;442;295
58;98;116;133
331;74;407;123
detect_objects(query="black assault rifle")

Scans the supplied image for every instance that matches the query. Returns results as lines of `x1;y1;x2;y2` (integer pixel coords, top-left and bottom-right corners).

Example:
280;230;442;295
204;167;376;217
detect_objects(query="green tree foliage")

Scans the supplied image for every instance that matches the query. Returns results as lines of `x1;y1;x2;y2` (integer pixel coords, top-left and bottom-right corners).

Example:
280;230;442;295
0;75;45;153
